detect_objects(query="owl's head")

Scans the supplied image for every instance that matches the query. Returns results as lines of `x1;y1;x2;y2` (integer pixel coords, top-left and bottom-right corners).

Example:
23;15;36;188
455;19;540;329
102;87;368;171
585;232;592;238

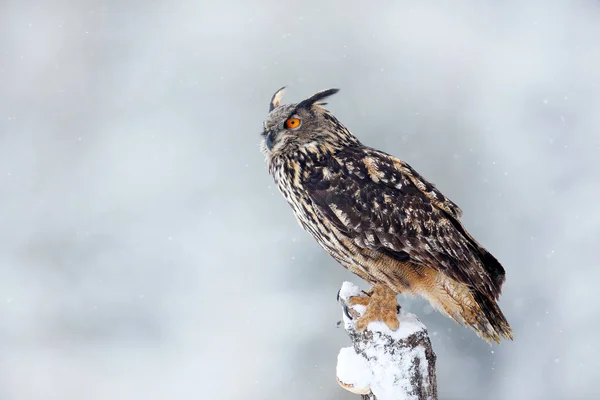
260;88;360;162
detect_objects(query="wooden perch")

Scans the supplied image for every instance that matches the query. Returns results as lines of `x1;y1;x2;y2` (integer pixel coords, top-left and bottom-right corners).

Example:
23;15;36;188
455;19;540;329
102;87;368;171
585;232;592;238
336;282;438;400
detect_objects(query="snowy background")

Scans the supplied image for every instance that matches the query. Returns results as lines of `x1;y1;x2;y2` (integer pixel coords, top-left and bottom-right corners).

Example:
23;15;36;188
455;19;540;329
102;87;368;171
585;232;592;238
1;1;600;399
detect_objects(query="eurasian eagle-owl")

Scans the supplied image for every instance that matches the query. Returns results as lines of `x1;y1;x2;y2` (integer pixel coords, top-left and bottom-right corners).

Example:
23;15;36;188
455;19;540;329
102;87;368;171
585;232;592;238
260;88;512;343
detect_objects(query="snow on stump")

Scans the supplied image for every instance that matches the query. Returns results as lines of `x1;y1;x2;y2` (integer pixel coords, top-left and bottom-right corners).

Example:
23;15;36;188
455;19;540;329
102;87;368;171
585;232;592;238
336;281;437;400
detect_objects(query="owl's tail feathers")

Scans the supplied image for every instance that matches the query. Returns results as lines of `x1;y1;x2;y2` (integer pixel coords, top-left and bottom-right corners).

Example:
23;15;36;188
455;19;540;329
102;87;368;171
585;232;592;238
422;274;513;344
470;290;514;343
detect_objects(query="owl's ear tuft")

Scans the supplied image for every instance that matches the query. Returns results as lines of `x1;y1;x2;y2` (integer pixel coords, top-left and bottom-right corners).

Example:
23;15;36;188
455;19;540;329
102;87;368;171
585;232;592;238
269;86;286;112
297;88;340;110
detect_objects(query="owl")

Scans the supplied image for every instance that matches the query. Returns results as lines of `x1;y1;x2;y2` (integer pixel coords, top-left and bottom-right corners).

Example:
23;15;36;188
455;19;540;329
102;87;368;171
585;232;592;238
261;88;512;343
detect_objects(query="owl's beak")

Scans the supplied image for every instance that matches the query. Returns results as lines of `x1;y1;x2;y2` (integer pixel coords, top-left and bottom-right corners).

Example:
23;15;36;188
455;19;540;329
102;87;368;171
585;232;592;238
265;131;274;151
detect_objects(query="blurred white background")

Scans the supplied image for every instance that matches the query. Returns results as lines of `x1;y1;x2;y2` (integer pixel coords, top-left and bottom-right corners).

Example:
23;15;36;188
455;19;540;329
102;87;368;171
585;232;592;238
1;1;599;399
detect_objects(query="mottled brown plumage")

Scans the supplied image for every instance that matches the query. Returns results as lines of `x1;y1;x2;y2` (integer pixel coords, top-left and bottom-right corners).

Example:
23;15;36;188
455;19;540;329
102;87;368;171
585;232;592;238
261;88;512;343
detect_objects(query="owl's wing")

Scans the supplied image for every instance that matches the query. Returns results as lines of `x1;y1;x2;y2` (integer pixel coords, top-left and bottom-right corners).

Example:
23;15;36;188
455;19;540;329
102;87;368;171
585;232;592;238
303;146;504;299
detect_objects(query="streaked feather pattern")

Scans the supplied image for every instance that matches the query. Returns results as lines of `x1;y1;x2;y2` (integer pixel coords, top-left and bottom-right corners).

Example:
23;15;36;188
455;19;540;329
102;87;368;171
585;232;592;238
261;88;512;342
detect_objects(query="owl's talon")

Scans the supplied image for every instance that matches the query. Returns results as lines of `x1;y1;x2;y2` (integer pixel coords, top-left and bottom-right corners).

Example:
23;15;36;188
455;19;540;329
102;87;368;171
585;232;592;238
337;288;341;303
348;295;371;307
352;285;400;332
343;303;353;320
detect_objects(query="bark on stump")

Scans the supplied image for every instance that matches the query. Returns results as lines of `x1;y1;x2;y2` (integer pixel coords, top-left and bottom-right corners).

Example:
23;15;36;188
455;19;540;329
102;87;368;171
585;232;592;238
336;282;438;400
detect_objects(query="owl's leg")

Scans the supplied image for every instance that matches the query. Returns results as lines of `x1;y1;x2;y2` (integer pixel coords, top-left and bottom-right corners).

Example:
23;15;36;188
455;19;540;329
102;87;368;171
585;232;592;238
348;284;399;331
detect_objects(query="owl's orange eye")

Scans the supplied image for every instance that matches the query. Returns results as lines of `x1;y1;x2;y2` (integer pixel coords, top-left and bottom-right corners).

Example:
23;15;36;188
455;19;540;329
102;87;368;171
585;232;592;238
285;117;301;129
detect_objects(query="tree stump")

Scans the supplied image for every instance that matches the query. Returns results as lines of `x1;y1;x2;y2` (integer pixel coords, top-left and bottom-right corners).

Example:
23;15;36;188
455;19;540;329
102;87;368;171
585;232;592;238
336;282;438;400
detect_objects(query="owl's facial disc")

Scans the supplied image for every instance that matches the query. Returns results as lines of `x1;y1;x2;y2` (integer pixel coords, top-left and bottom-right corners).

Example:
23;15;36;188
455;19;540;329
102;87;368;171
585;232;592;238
262;88;339;155
262;103;298;152
265;115;301;151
